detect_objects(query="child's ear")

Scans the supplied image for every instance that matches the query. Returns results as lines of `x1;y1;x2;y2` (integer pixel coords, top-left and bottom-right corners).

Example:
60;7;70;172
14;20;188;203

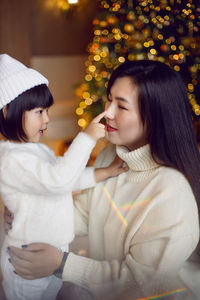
2;106;7;119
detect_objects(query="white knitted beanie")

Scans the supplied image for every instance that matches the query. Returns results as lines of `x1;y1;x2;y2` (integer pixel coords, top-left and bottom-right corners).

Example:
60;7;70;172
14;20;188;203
0;54;48;110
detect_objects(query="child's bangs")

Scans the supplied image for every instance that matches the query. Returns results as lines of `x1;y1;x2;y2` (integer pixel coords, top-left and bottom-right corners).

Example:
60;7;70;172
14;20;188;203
23;84;54;111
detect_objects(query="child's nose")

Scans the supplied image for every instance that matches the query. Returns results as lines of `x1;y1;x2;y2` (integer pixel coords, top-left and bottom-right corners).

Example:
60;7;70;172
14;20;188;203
43;111;49;123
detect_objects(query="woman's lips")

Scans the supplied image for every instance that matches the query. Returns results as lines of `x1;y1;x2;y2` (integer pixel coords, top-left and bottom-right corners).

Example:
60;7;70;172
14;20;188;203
106;124;117;132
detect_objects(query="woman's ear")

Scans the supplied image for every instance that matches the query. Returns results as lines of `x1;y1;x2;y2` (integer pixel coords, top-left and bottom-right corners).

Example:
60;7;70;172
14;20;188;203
2;106;7;119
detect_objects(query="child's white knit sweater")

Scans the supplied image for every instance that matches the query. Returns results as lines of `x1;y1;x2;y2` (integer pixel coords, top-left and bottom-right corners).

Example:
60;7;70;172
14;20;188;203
0;132;96;250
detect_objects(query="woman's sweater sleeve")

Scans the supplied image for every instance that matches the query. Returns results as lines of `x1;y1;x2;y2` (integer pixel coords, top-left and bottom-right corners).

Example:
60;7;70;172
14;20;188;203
0;132;96;195
62;204;198;298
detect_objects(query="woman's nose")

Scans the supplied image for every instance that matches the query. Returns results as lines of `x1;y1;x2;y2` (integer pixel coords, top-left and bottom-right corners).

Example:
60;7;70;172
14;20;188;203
104;104;115;119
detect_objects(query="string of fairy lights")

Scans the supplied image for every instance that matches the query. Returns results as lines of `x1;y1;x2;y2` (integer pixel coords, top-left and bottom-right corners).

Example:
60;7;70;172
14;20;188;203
75;0;200;128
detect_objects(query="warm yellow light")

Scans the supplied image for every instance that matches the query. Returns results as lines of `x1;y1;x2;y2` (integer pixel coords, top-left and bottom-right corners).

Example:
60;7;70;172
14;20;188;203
79;101;87;108
85;74;92;81
158;34;163;40
78;119;87;128
171;45;177;51
83;92;90;99
102;30;109;35
114;34;121;40
76;108;83;115
188;83;194;92
58;0;69;11
88;65;96;72
179;53;184;59
85;98;93;105
94;55;101;61
68;0;78;4
95;75;102;81
144;42;149;47
118;56;125;63
179;45;184;51
112;28;120;34
174;65;180;71
173;54;179;60
150;49;157;55
166;39;172;44
100;52;107;58
101;71;108;78
94;30;101;36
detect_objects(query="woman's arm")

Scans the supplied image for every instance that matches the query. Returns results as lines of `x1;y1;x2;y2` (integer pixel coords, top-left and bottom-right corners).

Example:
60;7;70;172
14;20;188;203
7;231;195;298
7;243;63;280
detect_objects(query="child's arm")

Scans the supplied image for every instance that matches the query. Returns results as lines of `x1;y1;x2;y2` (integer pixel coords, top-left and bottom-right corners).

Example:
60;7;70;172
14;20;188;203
94;155;128;183
83;111;105;141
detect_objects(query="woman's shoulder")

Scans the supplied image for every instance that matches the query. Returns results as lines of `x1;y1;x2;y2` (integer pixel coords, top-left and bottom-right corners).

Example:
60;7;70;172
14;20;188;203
159;165;190;185
157;165;195;202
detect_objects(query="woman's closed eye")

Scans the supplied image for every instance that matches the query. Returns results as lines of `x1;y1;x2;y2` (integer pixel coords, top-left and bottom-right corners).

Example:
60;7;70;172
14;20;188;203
107;96;128;110
118;105;128;110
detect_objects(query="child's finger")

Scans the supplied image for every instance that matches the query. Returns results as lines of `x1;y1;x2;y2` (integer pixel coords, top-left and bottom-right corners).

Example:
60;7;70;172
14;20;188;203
92;111;106;124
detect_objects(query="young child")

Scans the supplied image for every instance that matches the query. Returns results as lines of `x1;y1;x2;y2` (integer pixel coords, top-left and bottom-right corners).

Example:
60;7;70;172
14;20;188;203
0;54;127;300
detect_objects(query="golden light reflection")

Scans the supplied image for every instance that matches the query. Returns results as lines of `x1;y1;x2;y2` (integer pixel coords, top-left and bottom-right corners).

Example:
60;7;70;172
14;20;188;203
136;287;187;300
102;186;128;226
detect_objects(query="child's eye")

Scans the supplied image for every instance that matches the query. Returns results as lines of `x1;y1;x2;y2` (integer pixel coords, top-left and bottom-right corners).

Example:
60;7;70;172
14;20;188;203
36;109;43;114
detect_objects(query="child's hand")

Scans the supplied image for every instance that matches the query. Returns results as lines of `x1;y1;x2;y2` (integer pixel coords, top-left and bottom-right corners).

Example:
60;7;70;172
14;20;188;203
106;155;129;177
94;155;128;183
84;111;106;141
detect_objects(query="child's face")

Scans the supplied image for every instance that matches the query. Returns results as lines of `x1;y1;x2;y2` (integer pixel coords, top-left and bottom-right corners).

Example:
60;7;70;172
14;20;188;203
23;107;49;142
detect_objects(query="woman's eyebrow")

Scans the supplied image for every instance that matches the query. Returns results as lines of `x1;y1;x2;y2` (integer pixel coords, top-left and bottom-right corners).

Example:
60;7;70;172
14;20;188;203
108;93;129;103
115;96;129;103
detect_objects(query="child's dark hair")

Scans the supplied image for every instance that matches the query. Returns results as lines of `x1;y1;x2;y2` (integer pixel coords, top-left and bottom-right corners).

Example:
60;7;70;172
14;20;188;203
0;84;53;142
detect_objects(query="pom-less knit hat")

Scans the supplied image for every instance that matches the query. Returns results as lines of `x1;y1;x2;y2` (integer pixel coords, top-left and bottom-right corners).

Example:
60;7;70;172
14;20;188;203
0;54;48;110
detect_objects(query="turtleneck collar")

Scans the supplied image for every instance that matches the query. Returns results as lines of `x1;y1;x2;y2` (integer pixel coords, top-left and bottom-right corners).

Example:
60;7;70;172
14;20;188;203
116;144;160;181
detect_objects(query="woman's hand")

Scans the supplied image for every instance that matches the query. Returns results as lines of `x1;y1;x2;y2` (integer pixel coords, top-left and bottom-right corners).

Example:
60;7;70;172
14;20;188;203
8;243;63;280
3;206;13;234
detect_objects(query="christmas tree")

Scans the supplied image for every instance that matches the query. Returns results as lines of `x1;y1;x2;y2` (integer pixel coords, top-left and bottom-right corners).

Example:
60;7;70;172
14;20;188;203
76;0;200;129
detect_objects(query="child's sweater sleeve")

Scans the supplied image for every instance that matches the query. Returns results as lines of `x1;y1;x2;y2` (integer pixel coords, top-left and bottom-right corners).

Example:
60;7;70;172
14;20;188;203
0;132;96;196
72;167;96;191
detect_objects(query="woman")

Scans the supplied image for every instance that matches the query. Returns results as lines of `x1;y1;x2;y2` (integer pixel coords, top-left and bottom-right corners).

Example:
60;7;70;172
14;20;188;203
4;60;200;300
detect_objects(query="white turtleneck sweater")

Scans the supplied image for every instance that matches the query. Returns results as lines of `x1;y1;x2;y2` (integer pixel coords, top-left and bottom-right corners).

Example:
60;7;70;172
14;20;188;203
63;143;199;299
0;132;96;249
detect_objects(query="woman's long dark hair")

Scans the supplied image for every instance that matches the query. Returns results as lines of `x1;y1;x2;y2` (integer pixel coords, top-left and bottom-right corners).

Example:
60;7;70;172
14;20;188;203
107;60;200;211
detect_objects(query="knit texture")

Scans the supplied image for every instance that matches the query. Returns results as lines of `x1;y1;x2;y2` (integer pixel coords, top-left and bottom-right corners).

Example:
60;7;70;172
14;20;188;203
0;54;48;109
63;143;199;299
0;132;96;248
